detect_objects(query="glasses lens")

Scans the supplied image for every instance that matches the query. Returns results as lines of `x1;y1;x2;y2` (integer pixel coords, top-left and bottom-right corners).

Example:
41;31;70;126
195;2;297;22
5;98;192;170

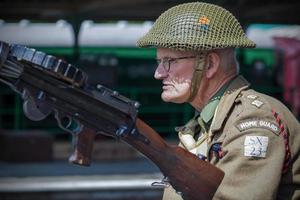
156;58;169;72
156;59;161;65
156;56;196;72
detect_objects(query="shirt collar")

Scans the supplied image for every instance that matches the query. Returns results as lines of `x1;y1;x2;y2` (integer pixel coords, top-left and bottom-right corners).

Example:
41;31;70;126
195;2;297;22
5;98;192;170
199;77;233;126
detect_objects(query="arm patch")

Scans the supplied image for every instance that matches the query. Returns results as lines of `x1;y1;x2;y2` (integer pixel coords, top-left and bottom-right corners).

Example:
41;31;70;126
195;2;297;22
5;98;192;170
244;136;269;158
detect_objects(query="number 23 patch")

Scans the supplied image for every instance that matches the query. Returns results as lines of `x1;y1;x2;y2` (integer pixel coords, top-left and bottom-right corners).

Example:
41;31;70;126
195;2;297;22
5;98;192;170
244;136;269;158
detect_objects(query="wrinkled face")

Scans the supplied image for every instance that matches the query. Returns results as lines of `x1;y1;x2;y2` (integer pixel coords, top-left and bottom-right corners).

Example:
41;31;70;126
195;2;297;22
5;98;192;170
154;48;197;103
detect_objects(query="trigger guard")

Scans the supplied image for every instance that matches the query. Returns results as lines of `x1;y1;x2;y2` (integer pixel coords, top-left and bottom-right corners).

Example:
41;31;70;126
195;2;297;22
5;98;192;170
54;111;83;134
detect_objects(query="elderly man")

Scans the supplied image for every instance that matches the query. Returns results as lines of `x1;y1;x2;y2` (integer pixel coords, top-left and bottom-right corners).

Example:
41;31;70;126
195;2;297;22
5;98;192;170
137;2;300;200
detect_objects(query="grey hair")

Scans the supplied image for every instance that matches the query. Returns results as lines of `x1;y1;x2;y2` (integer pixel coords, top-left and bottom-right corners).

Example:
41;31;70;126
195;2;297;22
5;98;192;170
216;48;239;75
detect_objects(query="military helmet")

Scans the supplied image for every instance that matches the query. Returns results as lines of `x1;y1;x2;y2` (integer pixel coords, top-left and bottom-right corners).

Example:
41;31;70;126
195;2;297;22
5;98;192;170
137;2;256;51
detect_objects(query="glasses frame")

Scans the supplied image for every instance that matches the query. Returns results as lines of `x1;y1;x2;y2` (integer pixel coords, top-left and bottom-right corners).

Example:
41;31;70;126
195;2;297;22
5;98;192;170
156;56;196;72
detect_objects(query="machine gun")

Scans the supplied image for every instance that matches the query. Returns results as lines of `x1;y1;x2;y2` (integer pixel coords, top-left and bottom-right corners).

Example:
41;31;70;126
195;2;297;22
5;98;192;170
0;41;224;200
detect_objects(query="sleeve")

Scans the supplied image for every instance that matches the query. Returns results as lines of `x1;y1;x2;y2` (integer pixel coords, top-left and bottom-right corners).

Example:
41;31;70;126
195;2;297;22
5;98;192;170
212;126;286;200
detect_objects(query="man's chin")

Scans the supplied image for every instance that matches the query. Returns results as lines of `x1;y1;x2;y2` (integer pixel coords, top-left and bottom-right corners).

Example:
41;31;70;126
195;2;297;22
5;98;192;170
161;94;183;104
161;93;172;103
161;96;170;102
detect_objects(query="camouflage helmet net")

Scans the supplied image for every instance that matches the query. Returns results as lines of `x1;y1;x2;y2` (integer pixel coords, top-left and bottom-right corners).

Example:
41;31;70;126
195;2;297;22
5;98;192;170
137;2;256;50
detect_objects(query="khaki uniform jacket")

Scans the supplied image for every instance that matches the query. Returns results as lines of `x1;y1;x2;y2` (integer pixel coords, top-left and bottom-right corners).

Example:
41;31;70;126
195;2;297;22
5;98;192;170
162;76;300;200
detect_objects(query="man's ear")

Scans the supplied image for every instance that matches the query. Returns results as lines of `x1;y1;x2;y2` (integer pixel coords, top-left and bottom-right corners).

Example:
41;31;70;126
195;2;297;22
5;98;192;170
205;52;220;79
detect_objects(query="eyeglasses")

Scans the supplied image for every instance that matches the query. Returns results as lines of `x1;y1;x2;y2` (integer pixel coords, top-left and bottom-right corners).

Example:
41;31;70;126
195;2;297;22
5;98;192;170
156;56;196;72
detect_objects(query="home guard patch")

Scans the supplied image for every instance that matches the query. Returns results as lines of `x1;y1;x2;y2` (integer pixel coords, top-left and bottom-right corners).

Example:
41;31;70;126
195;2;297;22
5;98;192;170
236;119;280;135
244;136;268;158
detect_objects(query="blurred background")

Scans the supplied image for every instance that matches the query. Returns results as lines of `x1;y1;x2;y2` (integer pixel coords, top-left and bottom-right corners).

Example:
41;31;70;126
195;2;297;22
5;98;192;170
0;0;299;199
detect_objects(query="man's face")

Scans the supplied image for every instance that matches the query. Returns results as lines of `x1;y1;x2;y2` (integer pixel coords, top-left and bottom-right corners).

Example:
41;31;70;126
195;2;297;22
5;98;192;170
154;48;196;103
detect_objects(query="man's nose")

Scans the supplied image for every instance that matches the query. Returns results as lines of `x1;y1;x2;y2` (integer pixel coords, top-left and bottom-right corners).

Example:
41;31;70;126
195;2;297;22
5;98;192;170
154;64;167;80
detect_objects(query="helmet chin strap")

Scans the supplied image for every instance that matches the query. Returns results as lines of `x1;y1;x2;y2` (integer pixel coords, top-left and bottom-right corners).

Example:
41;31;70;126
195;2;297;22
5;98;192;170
187;52;207;102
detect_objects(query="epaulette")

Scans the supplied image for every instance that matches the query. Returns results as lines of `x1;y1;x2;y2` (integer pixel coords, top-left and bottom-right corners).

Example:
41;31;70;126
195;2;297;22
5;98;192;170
240;91;267;109
234;90;280;135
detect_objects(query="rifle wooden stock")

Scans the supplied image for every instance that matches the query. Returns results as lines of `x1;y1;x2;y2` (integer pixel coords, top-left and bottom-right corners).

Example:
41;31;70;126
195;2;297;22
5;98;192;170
124;118;224;200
